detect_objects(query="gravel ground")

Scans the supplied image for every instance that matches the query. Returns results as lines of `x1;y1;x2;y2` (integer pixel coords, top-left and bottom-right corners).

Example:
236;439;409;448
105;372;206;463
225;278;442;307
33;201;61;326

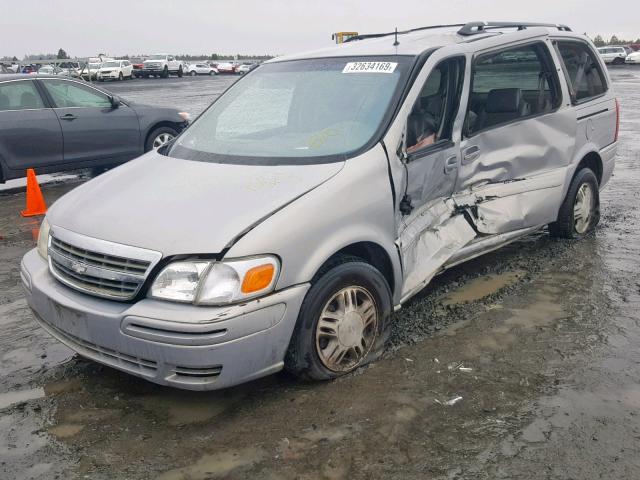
1;68;640;479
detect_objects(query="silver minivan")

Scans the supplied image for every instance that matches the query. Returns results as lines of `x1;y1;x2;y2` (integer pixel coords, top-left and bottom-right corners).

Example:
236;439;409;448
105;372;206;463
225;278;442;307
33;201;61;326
22;22;618;390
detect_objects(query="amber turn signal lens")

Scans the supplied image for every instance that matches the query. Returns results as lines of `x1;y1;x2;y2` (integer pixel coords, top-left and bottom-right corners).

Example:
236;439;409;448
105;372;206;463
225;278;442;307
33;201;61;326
241;264;275;293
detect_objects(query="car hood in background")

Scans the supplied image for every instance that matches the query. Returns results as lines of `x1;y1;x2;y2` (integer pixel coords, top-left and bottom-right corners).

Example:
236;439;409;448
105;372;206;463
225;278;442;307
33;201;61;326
47;152;344;255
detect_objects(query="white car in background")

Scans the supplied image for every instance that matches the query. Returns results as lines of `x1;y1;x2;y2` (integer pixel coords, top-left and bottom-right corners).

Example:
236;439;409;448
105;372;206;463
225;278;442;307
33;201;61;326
597;45;632;64
98;60;134;81
626;51;640;64
186;63;218;76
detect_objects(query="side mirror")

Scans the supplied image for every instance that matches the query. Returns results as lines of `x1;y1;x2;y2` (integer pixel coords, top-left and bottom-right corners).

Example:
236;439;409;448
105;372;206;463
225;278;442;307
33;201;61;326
109;95;120;109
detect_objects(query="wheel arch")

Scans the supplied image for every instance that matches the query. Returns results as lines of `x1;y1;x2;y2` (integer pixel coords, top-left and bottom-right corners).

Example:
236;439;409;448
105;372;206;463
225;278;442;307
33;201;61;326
575;151;603;185
312;241;396;298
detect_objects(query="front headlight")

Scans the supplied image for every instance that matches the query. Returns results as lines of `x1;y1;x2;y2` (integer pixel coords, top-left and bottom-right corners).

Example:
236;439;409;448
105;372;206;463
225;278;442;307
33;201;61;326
37;218;50;260
149;256;279;305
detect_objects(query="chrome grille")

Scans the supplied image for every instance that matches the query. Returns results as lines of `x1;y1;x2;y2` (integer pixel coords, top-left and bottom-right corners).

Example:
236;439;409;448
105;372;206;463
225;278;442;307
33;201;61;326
48;229;161;301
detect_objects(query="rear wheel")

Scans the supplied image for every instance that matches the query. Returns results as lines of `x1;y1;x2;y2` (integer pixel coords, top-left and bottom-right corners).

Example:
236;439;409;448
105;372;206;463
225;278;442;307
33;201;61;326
549;168;599;239
161;66;169;78
145;126;178;152
613;57;625;65
177;67;183;78
285;256;392;381
118;72;123;81
190;70;197;76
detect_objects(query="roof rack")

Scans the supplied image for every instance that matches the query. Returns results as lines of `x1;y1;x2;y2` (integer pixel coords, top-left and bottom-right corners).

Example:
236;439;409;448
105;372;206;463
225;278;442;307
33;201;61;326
344;21;572;44
457;22;572;36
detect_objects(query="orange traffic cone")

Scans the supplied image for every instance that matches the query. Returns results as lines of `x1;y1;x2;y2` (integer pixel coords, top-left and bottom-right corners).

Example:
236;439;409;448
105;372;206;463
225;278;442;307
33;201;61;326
21;169;47;217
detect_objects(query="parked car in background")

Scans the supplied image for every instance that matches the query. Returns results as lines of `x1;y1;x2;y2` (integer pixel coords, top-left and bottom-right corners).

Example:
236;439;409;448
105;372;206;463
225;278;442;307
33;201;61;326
597;45;631;64
625;51;640;64
79;63;102;80
0;64;11;74
36;65;63;75
141;54;183;78
57;62;81;78
98;60;134;81
20;22;618;391
21;65;36;74
216;62;237;74
187;63;218;75
130;57;145;78
237;63;257;74
0;74;190;182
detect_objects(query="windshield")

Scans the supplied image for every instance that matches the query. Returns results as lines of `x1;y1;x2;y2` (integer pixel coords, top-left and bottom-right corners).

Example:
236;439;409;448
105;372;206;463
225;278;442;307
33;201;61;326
168;56;412;165
101;61;119;68
148;55;166;60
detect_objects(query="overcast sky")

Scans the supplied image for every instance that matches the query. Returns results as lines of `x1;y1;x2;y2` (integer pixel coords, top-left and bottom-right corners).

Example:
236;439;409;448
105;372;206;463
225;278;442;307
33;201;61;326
2;0;638;58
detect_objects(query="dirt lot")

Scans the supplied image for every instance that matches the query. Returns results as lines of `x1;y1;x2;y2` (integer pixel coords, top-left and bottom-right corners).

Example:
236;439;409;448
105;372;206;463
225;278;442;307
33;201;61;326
1;69;640;479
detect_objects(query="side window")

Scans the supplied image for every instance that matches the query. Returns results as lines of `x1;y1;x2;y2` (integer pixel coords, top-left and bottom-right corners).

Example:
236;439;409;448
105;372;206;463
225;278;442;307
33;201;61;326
42;80;112;108
555;41;607;103
0;81;45;111
406;57;465;155
466;43;560;135
168;56;174;62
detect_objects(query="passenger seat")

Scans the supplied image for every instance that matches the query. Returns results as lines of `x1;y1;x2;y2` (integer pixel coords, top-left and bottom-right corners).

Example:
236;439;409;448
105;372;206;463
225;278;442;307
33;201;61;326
475;88;530;132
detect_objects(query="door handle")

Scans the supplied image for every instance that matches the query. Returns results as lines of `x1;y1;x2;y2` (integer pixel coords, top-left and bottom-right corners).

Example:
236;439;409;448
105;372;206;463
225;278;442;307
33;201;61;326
60;114;77;121
462;146;480;164
444;156;458;174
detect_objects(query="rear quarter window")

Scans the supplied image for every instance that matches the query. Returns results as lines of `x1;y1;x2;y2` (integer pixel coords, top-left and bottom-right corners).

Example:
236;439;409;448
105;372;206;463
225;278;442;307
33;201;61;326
555;41;607;104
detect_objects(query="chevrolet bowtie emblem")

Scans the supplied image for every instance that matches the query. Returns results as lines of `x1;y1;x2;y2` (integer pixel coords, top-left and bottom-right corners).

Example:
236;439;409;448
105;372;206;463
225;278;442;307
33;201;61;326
71;262;87;274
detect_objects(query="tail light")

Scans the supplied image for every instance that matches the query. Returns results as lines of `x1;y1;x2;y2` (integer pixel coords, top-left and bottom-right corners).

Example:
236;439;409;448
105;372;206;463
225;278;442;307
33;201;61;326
614;98;620;142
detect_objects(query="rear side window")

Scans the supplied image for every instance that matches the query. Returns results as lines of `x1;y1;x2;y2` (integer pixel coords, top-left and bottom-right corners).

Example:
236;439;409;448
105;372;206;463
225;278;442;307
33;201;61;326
0;81;45;111
466;43;561;135
556;41;607;104
41;80;112;108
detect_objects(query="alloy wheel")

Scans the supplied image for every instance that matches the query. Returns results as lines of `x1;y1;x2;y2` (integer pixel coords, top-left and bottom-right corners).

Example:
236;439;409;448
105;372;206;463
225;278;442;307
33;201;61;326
315;286;378;372
574;182;594;234
152;133;174;149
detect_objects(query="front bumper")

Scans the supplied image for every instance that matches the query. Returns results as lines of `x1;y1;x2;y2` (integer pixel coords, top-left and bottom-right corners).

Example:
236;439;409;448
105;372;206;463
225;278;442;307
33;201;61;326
21;249;309;390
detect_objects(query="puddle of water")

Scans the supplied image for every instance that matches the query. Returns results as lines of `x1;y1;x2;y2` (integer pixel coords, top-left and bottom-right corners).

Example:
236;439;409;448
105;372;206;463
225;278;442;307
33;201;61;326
442;271;525;306
156;447;265;480
0;387;45;409
49;424;84;438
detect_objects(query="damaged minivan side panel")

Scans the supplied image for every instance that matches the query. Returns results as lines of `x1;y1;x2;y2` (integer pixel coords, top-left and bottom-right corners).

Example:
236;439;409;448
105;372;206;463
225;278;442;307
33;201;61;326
454;39;576;235
383;44;478;300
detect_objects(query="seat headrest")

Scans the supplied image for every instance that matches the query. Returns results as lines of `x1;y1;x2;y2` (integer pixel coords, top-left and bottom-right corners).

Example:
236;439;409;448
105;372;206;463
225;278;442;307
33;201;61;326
485;88;523;114
20;91;39;109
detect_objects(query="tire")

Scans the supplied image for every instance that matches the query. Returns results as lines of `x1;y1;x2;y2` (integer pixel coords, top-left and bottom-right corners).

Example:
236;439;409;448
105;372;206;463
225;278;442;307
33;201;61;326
549;167;600;239
177;67;183;78
145;126;178;152
118;72;123;81
208;70;213;75
190;70;197;76
613;57;624;65
285;256;392;381
161;66;169;78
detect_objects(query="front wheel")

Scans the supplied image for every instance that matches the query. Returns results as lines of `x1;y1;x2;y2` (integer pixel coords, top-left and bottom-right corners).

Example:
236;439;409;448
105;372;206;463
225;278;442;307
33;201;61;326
177;67;183;78
161;66;169;78
145;126;178;152
549;168;600;239
190;70;197;76
285;257;392;381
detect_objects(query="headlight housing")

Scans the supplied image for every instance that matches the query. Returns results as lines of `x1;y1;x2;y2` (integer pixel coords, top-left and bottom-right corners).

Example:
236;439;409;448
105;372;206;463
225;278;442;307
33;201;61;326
37;218;50;260
149;256;279;305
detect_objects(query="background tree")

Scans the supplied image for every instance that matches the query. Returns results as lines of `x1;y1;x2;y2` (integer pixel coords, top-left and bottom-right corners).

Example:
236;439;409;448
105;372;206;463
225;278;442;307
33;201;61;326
608;35;620;45
56;48;69;59
593;35;605;47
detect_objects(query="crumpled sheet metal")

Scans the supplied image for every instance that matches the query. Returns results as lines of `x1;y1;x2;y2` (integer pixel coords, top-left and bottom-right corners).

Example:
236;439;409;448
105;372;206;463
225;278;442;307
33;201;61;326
397;199;476;302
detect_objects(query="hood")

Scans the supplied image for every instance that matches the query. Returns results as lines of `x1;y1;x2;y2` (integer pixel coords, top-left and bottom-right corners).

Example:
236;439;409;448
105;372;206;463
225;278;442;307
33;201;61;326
48;151;344;255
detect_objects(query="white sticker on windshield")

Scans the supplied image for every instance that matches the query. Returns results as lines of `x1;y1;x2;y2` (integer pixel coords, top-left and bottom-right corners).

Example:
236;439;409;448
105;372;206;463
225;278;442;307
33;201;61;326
342;62;398;74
